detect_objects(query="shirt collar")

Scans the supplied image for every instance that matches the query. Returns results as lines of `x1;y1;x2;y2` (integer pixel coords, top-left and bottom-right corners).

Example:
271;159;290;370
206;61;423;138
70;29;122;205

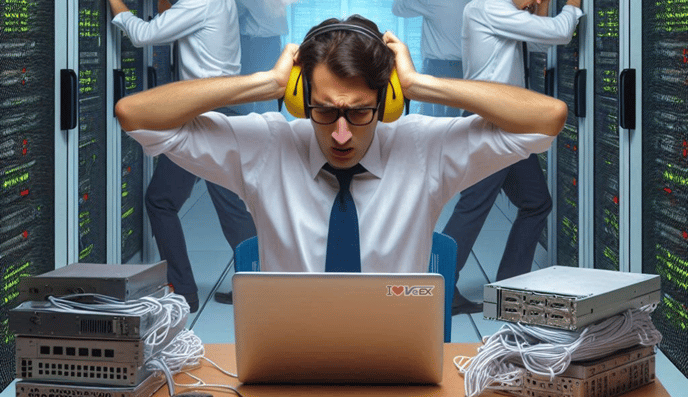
308;128;383;179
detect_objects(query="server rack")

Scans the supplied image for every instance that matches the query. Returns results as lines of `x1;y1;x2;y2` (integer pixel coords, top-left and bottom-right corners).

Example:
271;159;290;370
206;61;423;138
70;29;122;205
0;0;59;391
592;0;623;272
1;0;161;391
636;0;688;380
74;0;110;264
554;0;583;269
554;0;687;381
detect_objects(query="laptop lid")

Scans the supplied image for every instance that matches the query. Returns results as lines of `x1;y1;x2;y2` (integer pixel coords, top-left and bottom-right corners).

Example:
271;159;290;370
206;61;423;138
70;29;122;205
232;272;444;384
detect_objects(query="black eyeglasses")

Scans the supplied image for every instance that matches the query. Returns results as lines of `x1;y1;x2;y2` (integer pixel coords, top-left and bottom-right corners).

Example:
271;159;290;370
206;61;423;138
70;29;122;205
307;104;379;126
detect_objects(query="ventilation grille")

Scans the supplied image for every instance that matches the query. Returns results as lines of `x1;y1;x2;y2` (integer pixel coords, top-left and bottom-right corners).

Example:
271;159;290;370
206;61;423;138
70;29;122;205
79;319;114;335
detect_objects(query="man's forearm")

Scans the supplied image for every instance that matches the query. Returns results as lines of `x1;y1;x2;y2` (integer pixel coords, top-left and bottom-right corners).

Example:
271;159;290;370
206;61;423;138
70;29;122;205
405;74;567;136
108;0;130;17
115;71;284;131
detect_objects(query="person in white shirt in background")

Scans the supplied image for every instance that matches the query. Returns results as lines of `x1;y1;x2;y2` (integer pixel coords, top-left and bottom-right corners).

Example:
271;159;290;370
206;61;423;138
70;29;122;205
441;0;583;314
392;0;471;117
108;0;256;313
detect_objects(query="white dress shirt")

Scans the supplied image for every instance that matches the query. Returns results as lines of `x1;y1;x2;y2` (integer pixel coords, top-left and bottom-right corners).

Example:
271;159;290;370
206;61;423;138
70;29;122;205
128;112;555;273
112;0;241;79
462;0;583;85
236;0;289;38
392;0;470;60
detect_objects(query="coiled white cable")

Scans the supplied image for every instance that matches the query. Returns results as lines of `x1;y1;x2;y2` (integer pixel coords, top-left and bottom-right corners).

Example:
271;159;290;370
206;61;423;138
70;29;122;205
47;291;189;356
41;293;243;396
455;305;662;397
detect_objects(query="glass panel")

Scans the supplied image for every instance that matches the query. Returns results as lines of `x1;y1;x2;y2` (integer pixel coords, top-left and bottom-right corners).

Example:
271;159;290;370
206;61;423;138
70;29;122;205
555;0;581;267
402;16;422;114
641;0;688;379
349;0;396;35
0;0;55;389
593;1;620;271
290;0;343;43
78;0;108;263
119;0;145;263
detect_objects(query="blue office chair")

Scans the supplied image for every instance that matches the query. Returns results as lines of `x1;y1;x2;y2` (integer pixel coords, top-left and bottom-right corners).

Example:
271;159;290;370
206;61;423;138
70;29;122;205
233;232;457;342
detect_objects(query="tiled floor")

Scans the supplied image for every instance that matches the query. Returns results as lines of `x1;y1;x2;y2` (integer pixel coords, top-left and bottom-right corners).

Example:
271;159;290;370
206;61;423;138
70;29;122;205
2;182;685;396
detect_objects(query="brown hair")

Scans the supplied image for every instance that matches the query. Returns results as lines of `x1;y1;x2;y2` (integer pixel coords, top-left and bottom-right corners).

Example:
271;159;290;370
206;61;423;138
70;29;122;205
298;15;395;97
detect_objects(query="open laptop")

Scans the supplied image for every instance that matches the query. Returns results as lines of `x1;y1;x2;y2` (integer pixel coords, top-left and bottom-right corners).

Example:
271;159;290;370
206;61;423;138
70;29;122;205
232;272;445;384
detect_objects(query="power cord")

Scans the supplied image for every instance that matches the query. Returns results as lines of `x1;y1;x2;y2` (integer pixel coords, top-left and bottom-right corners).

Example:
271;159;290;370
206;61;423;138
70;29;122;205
454;305;662;397
148;329;243;396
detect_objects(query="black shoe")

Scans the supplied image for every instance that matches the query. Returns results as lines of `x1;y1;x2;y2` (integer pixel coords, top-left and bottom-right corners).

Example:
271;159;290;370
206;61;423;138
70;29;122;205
214;291;233;305
181;292;199;313
451;293;483;315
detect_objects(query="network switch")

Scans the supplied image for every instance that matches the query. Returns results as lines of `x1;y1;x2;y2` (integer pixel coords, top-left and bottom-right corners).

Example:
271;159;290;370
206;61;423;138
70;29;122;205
18;261;167;302
483;266;661;330
9;292;174;339
16;370;165;397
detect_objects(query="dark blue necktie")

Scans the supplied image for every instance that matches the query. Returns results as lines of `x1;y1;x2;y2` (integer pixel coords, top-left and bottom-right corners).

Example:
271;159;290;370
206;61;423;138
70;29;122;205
324;163;366;272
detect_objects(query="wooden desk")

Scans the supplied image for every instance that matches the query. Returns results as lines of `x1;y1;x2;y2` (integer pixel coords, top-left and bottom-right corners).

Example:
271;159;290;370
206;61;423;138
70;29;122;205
154;343;670;397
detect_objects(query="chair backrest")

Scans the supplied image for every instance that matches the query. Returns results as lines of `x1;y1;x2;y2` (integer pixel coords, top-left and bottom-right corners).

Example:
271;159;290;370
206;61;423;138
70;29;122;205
428;232;457;342
233;232;457;342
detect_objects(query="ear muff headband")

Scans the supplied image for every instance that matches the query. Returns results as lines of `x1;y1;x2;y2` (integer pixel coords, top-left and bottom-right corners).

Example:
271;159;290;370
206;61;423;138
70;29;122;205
302;23;383;44
283;23;405;123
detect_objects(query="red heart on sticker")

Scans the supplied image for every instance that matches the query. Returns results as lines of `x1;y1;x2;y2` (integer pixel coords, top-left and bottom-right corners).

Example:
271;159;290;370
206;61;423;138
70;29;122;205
391;286;404;296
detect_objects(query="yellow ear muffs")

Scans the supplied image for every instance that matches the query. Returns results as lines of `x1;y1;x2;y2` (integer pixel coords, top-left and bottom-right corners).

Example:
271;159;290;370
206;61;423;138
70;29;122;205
282;64;406;122
379;69;404;123
284;65;308;119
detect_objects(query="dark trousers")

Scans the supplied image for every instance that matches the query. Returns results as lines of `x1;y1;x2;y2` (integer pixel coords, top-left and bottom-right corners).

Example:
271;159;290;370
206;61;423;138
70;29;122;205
145;155;257;297
442;153;552;288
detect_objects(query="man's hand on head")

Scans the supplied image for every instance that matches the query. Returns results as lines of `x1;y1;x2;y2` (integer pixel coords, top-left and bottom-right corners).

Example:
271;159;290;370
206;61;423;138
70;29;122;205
382;31;418;91
271;43;299;93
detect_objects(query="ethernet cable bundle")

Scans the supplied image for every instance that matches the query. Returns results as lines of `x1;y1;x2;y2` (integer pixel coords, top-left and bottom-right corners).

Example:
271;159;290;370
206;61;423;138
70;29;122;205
458;267;663;397
9;262;196;397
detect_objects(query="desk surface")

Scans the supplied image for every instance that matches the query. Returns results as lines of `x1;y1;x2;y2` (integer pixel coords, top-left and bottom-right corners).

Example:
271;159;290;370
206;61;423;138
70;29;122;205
154;343;670;397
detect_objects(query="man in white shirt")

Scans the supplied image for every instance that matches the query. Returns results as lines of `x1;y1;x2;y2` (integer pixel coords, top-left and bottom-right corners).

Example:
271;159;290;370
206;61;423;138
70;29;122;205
108;0;256;312
392;0;470;117
443;0;583;314
114;15;567;277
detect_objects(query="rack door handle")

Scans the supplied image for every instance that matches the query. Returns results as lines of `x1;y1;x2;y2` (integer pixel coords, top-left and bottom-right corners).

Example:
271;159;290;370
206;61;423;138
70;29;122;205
619;68;636;130
545;68;554;97
148;66;158;89
60;69;78;130
113;69;126;113
573;69;586;118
